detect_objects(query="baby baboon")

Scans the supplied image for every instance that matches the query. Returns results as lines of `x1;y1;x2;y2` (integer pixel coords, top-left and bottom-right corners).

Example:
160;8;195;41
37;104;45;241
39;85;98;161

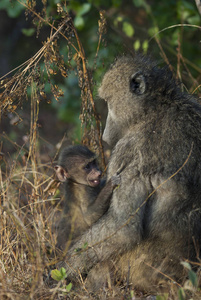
63;54;201;293
55;145;120;250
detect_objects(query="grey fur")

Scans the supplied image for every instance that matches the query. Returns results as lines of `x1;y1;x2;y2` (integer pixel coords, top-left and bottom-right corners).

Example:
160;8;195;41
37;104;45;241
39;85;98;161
62;54;201;292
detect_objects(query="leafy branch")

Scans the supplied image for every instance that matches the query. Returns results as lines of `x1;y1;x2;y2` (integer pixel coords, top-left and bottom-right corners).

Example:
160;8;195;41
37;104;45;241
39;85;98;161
1;1;106;167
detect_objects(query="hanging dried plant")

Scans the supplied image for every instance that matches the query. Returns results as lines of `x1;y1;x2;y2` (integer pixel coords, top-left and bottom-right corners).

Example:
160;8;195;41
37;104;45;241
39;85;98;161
0;2;107;167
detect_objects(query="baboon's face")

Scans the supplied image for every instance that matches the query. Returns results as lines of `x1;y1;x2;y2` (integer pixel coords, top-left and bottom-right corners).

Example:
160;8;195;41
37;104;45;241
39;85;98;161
102;101;122;147
55;156;102;187
99;56;147;148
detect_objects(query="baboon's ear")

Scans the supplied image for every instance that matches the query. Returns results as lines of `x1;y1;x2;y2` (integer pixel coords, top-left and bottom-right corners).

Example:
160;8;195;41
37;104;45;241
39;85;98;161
130;72;146;95
55;165;69;182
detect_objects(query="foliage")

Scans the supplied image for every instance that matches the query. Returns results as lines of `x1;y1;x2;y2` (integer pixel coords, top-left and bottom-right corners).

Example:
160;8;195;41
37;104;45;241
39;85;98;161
74;241;88;253
0;0;107;167
51;267;72;294
0;0;23;17
156;294;168;300
1;0;201;131
51;267;67;281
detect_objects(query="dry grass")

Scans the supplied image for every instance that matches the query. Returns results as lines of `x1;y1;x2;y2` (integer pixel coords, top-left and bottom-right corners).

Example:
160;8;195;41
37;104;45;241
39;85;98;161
1;105;201;300
0;123;137;299
0;123;57;299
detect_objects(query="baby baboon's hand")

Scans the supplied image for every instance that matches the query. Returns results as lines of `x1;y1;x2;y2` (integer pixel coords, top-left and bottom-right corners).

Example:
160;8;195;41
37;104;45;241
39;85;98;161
111;173;121;188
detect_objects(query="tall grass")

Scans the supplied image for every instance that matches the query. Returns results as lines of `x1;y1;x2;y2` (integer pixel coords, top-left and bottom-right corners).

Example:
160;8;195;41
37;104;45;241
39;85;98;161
0;91;59;298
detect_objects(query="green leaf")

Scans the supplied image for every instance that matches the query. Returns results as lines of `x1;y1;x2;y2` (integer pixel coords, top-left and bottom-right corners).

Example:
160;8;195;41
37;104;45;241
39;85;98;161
74;242;88;252
112;0;122;8
74;247;82;252
156;294;168;300
170;28;180;46
60;267;67;279
0;0;23;18
65;282;73;292
51;269;63;281
178;288;186;300
189;269;198;287
117;16;123;22
148;26;159;38
133;0;145;7
181;261;192;271
187;15;200;26
114;16;123;27
51;268;67;281
130;290;135;298
122;22;134;37
134;40;140;51
74;16;84;29
77;3;91;16
21;28;35;37
180;10;191;21
83;242;88;249
142;40;149;54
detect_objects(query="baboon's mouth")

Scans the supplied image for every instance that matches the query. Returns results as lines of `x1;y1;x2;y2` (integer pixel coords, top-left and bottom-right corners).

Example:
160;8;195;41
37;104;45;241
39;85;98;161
89;179;100;187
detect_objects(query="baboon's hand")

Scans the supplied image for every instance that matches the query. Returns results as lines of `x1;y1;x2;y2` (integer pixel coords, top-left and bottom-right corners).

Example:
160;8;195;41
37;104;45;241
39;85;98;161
111;173;121;188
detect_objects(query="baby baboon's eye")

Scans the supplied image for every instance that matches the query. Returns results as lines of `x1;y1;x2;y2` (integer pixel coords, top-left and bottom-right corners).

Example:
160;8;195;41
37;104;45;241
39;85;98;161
84;163;91;171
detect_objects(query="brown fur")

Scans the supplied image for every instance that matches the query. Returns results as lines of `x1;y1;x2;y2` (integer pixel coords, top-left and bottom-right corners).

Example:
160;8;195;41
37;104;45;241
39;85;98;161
55;145;120;251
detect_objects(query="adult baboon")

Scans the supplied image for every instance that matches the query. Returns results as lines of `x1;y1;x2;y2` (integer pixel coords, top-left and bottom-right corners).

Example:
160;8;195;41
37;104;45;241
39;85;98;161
62;54;201;292
55;145;120;250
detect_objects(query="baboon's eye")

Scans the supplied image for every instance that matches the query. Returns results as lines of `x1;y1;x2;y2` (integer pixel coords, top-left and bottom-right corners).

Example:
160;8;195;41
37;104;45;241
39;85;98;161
84;163;91;171
130;72;146;95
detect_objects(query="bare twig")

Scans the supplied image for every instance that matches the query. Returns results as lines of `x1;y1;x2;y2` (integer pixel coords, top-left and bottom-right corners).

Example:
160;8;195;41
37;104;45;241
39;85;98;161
195;0;201;15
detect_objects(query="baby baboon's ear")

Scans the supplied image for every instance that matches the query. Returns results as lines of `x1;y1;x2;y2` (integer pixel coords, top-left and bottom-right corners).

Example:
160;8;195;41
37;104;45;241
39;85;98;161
130;72;146;95
55;165;69;182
